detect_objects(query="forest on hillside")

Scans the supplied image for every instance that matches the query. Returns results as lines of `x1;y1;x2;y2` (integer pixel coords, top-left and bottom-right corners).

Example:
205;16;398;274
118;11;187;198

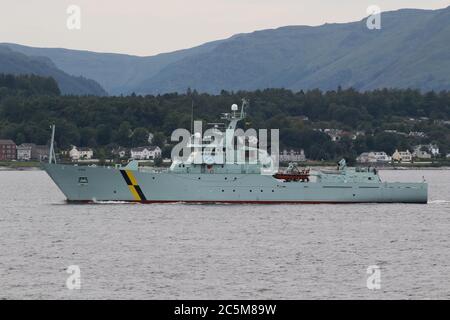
1;74;450;161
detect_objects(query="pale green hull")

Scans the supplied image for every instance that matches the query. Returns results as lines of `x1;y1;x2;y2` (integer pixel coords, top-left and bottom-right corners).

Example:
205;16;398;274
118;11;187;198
44;164;428;204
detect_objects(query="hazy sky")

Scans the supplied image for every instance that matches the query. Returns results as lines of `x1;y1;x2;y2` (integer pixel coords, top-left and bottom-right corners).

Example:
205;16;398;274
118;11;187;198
0;0;449;56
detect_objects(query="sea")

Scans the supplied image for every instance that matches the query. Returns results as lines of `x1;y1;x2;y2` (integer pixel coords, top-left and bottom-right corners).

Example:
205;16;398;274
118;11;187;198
0;169;449;299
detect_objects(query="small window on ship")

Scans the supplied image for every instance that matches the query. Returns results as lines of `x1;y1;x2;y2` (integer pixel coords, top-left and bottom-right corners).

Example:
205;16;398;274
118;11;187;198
78;177;88;184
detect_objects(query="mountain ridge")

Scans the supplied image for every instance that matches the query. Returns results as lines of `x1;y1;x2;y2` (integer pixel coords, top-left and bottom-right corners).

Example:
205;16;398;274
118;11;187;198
2;6;449;95
0;46;107;95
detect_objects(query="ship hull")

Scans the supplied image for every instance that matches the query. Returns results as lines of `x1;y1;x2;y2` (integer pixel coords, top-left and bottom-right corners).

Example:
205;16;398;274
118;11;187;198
44;164;428;204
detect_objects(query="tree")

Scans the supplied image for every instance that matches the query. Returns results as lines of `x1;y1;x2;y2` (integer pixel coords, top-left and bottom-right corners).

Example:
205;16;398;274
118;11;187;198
131;127;149;147
115;121;132;147
96;124;112;145
152;132;166;147
0;74;449;162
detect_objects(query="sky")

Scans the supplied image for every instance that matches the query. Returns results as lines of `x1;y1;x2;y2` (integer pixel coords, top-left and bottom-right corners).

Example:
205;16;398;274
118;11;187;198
0;0;449;56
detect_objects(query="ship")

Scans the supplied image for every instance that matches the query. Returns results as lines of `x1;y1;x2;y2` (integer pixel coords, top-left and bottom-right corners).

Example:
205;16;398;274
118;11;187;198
44;100;428;204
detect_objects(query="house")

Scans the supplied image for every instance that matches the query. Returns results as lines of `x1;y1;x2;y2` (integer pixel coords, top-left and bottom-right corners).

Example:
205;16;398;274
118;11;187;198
428;144;440;156
17;143;50;161
412;145;431;159
372;152;391;162
16;143;33;161
392;150;412;163
409;131;427;138
413;144;440;157
69;146;94;161
323;129;343;141
319;129;360;141
33;145;49;161
280;149;306;162
356;152;372;163
0;139;17;161
130;146;162;160
413;149;431;160
356;151;391;163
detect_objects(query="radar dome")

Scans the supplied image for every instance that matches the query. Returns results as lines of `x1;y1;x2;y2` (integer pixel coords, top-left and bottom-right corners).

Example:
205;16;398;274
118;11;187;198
231;104;238;111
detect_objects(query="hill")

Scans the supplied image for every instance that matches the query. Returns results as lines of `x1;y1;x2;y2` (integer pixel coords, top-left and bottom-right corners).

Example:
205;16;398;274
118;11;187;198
2;40;224;95
0;46;107;95
2;6;450;94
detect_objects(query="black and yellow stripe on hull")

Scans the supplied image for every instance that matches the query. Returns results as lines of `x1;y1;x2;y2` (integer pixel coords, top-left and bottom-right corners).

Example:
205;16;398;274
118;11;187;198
120;170;147;201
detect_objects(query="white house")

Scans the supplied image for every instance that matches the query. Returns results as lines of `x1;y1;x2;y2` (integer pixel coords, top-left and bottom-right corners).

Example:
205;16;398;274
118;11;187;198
69;146;94;161
392;150;412;163
16;143;33;161
130;146;162;160
356;151;391;163
373;151;391;162
428;144;440;156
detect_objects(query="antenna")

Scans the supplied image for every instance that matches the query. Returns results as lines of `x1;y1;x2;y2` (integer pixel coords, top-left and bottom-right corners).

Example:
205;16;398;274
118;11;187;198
240;98;248;118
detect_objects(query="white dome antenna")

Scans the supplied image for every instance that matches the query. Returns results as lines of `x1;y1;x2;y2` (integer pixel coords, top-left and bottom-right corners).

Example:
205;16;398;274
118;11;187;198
231;104;238;111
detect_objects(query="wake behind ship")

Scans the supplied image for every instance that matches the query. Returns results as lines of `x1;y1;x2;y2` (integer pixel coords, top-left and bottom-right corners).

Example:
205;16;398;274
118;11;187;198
44;101;428;204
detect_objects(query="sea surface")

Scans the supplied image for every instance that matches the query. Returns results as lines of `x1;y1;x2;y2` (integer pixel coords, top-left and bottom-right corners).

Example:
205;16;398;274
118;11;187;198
0;169;449;299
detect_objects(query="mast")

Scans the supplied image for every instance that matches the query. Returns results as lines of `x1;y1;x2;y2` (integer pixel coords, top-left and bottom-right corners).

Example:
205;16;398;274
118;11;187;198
48;124;56;164
240;98;248;119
